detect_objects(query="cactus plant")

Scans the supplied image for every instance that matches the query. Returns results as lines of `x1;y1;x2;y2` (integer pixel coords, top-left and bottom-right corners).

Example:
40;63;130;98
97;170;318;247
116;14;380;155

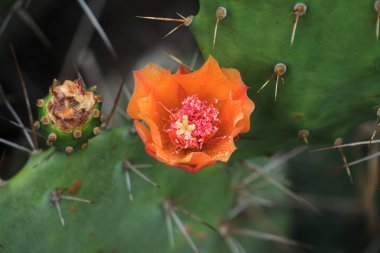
1;0;380;252
190;0;380;155
0;66;295;253
0;126;296;253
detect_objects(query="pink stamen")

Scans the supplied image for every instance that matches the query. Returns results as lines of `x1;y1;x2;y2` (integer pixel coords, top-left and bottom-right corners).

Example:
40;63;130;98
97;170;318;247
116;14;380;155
166;95;220;152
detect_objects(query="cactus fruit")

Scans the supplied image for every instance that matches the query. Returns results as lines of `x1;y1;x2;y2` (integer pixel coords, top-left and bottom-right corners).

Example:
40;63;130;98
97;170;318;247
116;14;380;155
190;0;380;155
36;79;103;154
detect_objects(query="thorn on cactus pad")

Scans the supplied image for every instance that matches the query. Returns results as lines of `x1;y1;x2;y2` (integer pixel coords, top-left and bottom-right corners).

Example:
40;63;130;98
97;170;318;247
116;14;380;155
163;199;200;253
36;99;44;107
213;7;227;49
48;133;57;142
164;51;192;71
94;95;103;103
291;3;307;47
92;109;101;118
334;138;353;184
76;0;118;59
375;0;380;40
50;190;65;227
163;15;193;39
241;160;321;214
65;146;74;155
136;13;193;39
73;130;82;139
242;147;307;185
298;129;309;145
60;195;94;204
257;63;287;101
11;44;39;150
218;221;246;253
231;227;312;249
368;108;380;148
163;199;175;248
33;121;40;129
229;192;274;219
124;168;134;202
164;199;219;250
49;188;94;227
93;127;101;136
0;115;46;139
123;160;159;202
41;116;49;125
173;204;218;233
344;151;380;168
227;184;274;217
0;83;34;149
312;139;380;152
0;137;33;154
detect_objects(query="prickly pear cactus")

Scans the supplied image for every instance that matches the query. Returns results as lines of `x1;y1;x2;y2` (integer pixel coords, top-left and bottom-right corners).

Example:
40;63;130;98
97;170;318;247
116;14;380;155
36;79;102;153
3;0;378;252
0;125;294;252
0;73;293;252
191;0;380;155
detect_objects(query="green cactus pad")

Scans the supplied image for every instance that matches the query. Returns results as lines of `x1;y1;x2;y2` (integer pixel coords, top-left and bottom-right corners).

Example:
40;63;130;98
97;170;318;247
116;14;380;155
191;0;380;155
0;125;293;253
36;79;102;153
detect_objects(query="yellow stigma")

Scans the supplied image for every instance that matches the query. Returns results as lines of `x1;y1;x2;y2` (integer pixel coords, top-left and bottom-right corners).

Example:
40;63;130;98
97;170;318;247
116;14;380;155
175;115;196;140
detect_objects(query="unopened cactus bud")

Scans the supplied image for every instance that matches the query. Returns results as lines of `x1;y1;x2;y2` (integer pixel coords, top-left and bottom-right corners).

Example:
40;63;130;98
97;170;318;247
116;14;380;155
37;79;103;152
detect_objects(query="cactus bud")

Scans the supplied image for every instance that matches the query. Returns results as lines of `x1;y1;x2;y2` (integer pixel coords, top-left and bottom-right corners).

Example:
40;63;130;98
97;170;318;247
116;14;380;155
37;79;102;152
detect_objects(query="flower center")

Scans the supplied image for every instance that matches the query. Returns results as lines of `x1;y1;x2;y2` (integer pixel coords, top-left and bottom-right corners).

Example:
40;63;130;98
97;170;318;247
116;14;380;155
167;95;220;151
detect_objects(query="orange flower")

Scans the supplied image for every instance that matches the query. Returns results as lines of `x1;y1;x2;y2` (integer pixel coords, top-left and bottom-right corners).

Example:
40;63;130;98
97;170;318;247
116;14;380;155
127;56;254;173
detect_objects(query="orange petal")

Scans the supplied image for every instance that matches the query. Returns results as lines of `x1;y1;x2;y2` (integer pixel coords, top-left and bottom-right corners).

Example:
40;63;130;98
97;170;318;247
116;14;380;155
174;56;232;102
203;137;237;163
128;64;181;117
141;133;236;173
127;71;151;119
134;120;152;144
218;95;245;138
221;68;255;133
237;92;255;133
146;144;217;173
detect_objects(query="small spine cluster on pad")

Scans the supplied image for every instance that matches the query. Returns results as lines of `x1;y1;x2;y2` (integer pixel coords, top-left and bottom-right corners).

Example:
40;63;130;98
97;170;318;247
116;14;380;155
35;79;103;154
